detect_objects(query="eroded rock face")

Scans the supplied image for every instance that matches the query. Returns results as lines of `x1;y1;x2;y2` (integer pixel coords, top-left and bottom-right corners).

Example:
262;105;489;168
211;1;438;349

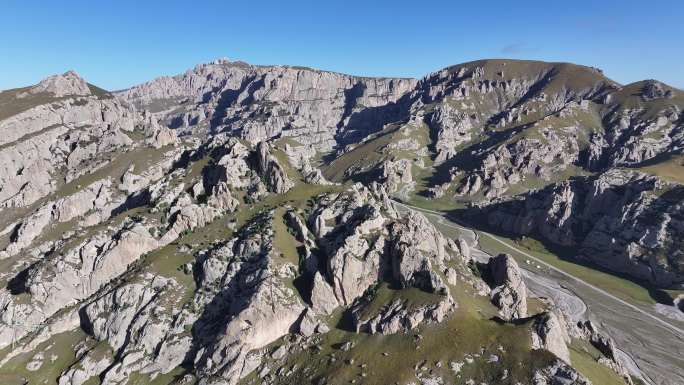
487;253;528;321
478;169;684;287
309;183;394;306
0;222;159;348
350;295;455;335
253;141;293;194
1;178;118;259
382;158;414;194
191;211;305;385
305;184;463;334
0;97;139;208
26;70;92;97
116;59;417;149
429;102;475;163
576;320;633;383
533;359;591;385
309;272;339;315
78;274;193;384
389;211;452;294
531;311;571;363
0;59;666;385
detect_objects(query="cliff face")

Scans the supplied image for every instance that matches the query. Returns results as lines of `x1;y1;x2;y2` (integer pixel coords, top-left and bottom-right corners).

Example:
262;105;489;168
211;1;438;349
116;58;417;150
315;59;684;287
475;169;684;287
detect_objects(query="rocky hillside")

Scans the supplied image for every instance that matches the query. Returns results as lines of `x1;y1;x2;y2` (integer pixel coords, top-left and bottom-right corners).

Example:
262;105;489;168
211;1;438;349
313;59;684;288
116;58;416;150
0;59;676;385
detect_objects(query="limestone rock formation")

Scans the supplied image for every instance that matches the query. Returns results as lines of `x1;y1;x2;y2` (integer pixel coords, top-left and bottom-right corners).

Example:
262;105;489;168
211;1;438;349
253;141;294;194
531;311;571;363
477;169;684;287
533;359;592;385
26;70;92;97
350;294;455;334
116;59;417;149
389;211;452;294
487;253;528;321
1;57;674;385
191;211;305;385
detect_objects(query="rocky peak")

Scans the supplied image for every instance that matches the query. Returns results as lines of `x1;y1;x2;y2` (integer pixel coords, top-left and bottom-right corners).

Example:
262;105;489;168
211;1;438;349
26;70;91;97
641;80;675;101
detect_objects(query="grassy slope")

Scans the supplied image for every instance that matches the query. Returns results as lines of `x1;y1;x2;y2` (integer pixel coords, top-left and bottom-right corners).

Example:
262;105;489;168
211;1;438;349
476;227;658;306
0;329;89;385
242;281;562;385
569;339;628;385
631;154;684;184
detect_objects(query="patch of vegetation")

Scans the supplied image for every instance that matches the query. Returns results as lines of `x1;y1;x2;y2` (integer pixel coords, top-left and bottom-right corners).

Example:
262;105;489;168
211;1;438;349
0;329;89;385
272;207;302;267
124;367;190;385
630;154;684;185
352;283;444;323
0;88;62;121
243;280;555;385
478;233;658;306
569;339;629;385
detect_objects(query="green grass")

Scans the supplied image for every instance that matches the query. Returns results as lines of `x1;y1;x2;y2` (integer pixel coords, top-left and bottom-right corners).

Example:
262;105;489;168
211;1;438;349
58;145;170;198
477;233;657;306
0;87;63;121
0;329;89;385
569;339;628;385
242;280;557;385
631;154;684;185
272;207;302;266
321;126;397;182
124;367;189;385
404;185;467;212
353;283;444;323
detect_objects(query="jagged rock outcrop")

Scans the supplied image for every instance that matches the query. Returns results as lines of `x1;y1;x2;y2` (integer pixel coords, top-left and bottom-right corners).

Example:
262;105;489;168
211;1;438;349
0;97;139;208
381;158;414;195
477;169;684;287
389;211;453;294
531;311;571;363
487;253;528;321
309;183;395;306
533;359;592;385
309;272;339;315
253;141;293;194
305;184;463;334
0;221;159;348
25;70;92;97
1;178;118;259
191;211;305;385
429;102;475;163
350;295;455;334
576;320;633;383
1;58;673;385
76;274;193;384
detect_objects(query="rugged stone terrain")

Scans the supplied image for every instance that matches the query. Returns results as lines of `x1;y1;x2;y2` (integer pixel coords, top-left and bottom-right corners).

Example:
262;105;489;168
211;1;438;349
0;58;680;385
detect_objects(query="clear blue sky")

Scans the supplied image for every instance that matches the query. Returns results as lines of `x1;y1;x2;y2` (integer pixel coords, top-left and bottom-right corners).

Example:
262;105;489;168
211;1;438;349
1;0;682;91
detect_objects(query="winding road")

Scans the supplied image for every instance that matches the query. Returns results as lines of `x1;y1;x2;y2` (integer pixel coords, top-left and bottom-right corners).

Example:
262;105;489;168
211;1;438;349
392;200;684;385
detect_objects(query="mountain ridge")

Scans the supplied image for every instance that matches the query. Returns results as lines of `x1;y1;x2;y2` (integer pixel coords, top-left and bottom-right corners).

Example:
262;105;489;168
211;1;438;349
0;56;681;385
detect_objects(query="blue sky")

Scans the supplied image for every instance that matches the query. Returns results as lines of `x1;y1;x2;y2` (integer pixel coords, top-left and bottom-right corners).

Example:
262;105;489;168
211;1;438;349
1;0;682;91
